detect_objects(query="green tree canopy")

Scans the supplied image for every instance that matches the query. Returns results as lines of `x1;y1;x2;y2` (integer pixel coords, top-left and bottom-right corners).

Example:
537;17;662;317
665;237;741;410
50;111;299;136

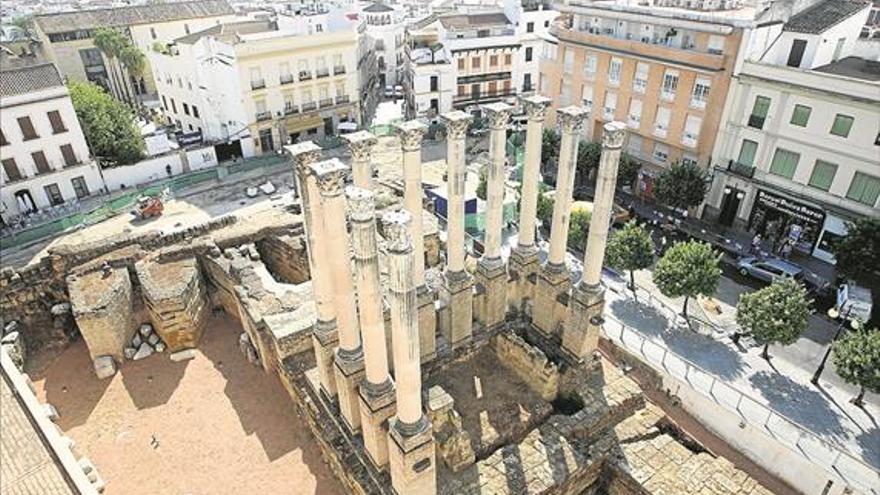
575;141;601;188
653;161;708;210
541;129;560;183
68;80;145;166
834;217;880;326
476;167;488;200
93;27;146;76
606;220;654;292
617;152;641;190
736;279;811;359
568;208;591;251
832;328;880;406
652;240;721;318
537;191;554;230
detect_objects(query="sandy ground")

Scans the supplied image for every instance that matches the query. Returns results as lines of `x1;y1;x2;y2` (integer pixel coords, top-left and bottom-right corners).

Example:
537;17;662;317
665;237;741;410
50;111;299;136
31;317;343;495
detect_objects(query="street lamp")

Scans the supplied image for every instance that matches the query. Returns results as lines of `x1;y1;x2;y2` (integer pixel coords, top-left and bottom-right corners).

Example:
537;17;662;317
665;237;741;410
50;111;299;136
810;307;860;386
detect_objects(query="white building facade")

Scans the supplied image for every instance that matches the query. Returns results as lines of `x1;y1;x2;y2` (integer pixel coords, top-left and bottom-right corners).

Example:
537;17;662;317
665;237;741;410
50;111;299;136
362;2;407;88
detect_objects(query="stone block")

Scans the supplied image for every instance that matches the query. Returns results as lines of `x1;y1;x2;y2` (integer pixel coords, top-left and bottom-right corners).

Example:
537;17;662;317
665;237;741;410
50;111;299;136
312;324;338;400
358;380;397;470
333;349;365;433
135;257;209;352
439;270;473;348
474;258;507;329
93;355;117;379
133;342;154;361
508;245;540;312
169;348;197;362
418;288;437;362
561;283;605;360
532;263;571;336
68;267;136;363
389;418;436;495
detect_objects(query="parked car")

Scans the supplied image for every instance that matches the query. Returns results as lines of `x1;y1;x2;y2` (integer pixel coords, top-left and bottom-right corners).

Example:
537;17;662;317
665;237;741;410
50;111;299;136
736;256;828;295
384;85;395;99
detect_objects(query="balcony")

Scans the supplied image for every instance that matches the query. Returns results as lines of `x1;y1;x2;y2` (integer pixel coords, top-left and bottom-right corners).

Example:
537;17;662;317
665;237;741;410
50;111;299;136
335;95;350;104
301;101;317;112
653;125;667;138
682;133;698;148
690;98;706;110
319;98;334;108
250;79;266;90
747;115;765;129
660;90;675;102
334;65;346;75
299;71;312;82
727;160;756;179
284;104;299;115
280;74;295;85
316;68;330;79
452;88;518;106
375;41;386;51
627;116;640;129
603;107;615;121
255;111;272;122
633;79;647;94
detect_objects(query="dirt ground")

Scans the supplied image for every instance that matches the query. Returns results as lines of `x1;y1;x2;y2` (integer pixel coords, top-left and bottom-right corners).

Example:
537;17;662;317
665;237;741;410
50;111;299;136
30;317;343;495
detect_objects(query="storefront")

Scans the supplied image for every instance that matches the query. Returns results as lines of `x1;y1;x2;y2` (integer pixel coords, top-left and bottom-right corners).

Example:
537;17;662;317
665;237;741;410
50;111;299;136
813;213;849;265
747;189;825;255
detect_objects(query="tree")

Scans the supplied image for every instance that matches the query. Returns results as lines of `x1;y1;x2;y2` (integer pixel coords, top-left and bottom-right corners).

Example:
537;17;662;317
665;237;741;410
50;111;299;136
736;279;811;360
606;220;654;293
11;15;34;36
652;240;721;319
834;217;880;326
476;167;488;200
68;80;145;165
653;161;708;211
541;129;560;183
832;328;880;406
575;141;601;189
92;28;145;105
617;152;641;190
568;208;591;251
536;191;554;230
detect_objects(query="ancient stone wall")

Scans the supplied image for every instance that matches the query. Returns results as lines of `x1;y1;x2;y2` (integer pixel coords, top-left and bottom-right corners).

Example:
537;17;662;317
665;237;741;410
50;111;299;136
136;257;210;352
67;267;136;363
491;333;560;401
0;260;73;357
255;234;311;284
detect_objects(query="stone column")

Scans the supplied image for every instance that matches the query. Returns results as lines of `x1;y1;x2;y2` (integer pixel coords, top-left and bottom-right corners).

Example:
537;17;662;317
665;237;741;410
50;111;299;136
439;111;474;347
383;210;436;495
475;102;513;329
349;187;396;470
285;142;338;400
312;158;365;433
342;130;378;189
533;106;589;336
563;122;627;360
509;95;551;313
396;120;436;360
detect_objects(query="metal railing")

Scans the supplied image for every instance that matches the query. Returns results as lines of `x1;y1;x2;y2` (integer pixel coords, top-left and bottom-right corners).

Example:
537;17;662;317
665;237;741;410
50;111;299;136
255;111;272;122
319;98;334;108
299;71;312;81
250;79;265;90
280;74;295;85
727;159;756;178
333;65;346;75
316;68;330;78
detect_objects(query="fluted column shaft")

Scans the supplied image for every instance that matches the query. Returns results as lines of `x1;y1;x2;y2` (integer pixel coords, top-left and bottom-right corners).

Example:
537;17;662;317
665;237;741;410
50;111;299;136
441;111;473;273
397;121;429;287
383;210;423;426
348;187;390;387
517;96;551;250
342;131;378;190
482;102;513;261
548;107;589;266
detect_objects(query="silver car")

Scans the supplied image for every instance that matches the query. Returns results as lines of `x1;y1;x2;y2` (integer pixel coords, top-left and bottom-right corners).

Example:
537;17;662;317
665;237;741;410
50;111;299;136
736;256;804;284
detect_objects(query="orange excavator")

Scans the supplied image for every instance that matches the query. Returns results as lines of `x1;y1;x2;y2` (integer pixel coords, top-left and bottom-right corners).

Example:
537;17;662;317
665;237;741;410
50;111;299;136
132;195;164;219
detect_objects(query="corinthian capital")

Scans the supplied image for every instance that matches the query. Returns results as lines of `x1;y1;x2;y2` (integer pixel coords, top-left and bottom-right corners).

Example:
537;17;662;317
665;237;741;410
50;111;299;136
310;158;350;197
557;106;590;134
382;210;413;254
440;110;472;141
602;121;627;149
285;142;322;175
346;186;375;222
395;120;429;151
521;95;552;122
341;131;378;162
481;102;513;130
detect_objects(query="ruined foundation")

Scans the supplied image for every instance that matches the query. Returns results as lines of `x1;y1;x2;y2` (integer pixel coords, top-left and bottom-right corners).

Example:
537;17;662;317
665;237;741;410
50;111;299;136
136;257;209;352
68;266;136;364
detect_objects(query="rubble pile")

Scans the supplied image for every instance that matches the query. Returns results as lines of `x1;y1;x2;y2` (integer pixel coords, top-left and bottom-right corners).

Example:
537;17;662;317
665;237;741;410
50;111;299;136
123;323;167;361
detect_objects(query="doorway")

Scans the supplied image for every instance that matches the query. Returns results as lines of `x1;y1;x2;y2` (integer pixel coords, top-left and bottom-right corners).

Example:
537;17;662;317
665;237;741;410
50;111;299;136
718;186;742;227
787;39;807;68
258;129;274;153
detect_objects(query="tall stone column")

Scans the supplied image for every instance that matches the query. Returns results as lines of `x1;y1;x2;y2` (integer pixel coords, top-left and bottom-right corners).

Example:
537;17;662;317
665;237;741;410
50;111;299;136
475;102;513;328
349;187;397;470
342;130;378;189
533;106;589;336
563;122;627;360
509;95;551;313
286;142;338;400
439;111;474;347
383;210;435;495
312;158;365;433
396;120;436;360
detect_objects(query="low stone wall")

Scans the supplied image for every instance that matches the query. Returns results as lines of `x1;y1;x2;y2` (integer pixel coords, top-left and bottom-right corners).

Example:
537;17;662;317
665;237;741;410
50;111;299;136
491;332;560;401
136;257;210;352
256;234;311;284
67;266;136;363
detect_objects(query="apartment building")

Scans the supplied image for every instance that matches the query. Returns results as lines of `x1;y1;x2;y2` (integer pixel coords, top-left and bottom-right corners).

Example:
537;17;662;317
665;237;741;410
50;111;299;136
361;2;407;88
0;60;103;225
147;12;360;158
704;0;878;263
33;0;237;107
540;0;757;193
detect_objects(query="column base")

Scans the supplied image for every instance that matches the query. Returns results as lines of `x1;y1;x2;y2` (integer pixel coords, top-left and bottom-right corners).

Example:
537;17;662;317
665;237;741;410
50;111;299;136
417;286;437;362
532;262;571;337
333;346;366;434
508;245;540;313
388;415;436;495
312;320;339;400
439;270;474;348
561;282;605;360
475;257;508;329
358;378;397;470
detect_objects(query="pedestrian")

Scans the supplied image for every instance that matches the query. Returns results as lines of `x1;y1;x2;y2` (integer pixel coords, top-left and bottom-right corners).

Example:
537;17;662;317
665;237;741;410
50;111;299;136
750;233;762;256
780;240;793;259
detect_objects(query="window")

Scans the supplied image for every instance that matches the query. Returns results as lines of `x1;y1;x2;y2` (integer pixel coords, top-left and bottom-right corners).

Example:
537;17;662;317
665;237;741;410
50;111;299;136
683;115;701;147
738;140;758;167
748;96;770;129
472;57;480;69
17;116;38;140
584;54;597;76
560;80;571;106
790;105;811;127
504;54;511;65
490;55;498;67
162;95;168;110
183;103;190;116
769;148;799;179
170;98;177;114
184;23;190;35
608;58;622;85
808;160;837;191
477;29;489;38
527;22;534;33
846;172;880;205
787;39;807;68
603;91;617;120
525;47;533;62
150;27;157;40
60;144;77;167
653;143;669;163
0;129;7;146
581;85;593;111
633;62;648;93
653;106;670;137
544;20;549;28
71;176;89;199
47;111;67;134
707;35;724;54
250;67;264;89
682;153;698;167
458;84;466;96
627;134;642;155
32;151;51;174
488;81;498;95
690;78;710;108
44;184;64;206
523;73;532;91
660;70;678;101
627;98;641;128
192;106;199;118
2;158;22;181
458;58;465;70
830;114;853;137
563;48;574;72
430;76;438;91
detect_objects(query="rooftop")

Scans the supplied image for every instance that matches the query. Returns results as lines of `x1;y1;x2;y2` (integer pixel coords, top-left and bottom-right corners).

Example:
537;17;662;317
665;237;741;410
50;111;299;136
34;0;234;35
438;12;511;29
783;0;870;34
813;56;880;81
363;2;395;13
175;20;274;44
0;61;64;98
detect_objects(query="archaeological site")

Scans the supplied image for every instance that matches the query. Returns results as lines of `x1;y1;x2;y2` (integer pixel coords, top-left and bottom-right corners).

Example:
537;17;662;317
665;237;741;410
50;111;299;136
2;100;790;495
